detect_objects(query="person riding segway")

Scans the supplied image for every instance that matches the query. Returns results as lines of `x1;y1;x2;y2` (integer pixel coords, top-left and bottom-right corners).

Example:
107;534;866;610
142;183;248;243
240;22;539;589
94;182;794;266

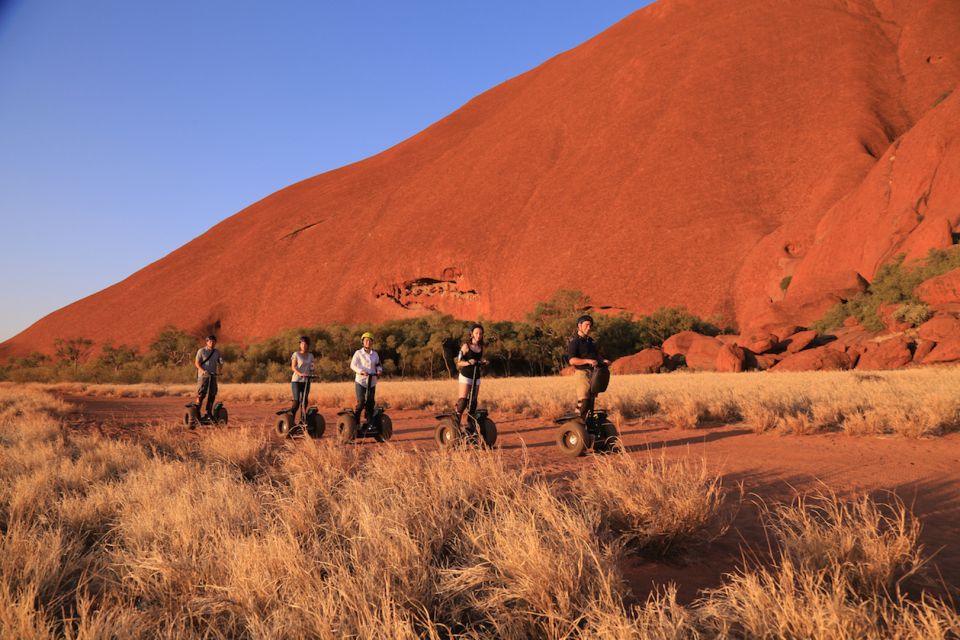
184;335;227;428
435;323;497;448
554;315;621;456
276;336;325;438
336;332;393;443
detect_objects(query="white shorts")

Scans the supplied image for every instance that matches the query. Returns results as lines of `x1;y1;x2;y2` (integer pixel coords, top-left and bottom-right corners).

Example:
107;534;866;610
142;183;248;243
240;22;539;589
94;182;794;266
458;374;480;386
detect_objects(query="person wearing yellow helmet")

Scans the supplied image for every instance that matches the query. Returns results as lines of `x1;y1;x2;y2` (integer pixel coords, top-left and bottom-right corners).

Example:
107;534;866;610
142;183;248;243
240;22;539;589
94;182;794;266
350;331;382;422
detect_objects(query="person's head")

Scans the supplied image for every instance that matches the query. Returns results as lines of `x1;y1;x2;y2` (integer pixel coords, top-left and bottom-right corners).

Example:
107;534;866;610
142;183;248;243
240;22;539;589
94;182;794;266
206;335;217;349
576;315;594;337
361;331;374;350
468;323;484;346
299;335;310;352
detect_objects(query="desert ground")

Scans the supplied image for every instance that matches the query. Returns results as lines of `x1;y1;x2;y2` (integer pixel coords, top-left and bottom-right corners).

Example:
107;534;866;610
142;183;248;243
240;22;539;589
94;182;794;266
3;371;960;637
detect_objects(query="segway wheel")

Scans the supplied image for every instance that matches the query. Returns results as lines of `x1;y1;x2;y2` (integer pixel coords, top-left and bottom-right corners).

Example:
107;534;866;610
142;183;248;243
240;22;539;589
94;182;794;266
215;406;228;425
375;414;393;443
183;409;196;429
306;409;325;439
556;419;590;457
478;417;498;448
594;420;622;453
276;413;294;438
435;417;461;449
336;413;358;444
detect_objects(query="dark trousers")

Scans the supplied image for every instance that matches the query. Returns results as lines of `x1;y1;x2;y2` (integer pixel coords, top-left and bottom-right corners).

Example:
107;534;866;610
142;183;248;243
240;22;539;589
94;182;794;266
197;375;218;414
354;382;376;421
291;381;309;415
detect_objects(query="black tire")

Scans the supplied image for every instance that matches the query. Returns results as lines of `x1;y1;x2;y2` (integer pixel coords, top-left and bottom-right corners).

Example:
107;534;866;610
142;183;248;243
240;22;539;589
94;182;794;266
215;406;228;425
376;414;393;442
306;410;325;439
556;419;589;457
594;420;622;453
337;413;358;444
435;417;461;449
276;413;293;438
478;417;497;448
183;409;196;429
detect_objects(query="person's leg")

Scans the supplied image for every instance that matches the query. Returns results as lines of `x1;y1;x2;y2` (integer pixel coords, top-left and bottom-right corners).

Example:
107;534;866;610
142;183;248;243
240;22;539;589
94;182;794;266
354;382;365;418
197;376;209;412
206;376;218;415
291;381;303;414
575;370;590;419
455;380;470;422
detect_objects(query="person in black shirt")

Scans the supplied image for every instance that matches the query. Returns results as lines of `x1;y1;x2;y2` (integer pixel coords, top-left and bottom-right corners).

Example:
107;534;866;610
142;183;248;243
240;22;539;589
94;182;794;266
455;323;488;422
565;315;610;419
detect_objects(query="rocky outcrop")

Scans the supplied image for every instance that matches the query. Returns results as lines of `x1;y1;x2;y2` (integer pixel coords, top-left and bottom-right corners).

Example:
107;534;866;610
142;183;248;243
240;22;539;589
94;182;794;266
772;346;857;372
610;349;666;375
856;337;914;370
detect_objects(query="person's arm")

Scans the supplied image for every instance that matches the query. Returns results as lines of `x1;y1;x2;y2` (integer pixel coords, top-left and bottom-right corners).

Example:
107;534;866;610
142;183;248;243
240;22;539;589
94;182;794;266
456;345;470;370
291;353;302;377
195;350;205;374
374;352;383;376
566;338;596;367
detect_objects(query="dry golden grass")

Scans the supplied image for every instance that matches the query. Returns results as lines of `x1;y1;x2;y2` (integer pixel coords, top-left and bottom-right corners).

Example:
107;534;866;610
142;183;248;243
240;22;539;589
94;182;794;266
18;365;960;438
1;388;957;638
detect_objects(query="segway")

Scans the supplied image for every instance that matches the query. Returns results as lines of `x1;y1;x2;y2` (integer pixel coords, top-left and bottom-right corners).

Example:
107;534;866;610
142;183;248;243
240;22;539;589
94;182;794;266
276;375;325;439
183;401;228;429
435;361;497;449
554;363;621;457
336;373;392;443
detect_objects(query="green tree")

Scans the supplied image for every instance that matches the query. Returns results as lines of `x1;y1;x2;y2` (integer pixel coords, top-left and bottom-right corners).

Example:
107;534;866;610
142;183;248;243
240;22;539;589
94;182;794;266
97;343;140;373
54;337;94;373
147;326;196;367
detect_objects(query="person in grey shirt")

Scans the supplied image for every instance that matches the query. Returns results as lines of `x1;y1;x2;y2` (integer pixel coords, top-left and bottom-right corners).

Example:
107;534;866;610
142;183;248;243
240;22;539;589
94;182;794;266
290;336;315;416
195;335;224;419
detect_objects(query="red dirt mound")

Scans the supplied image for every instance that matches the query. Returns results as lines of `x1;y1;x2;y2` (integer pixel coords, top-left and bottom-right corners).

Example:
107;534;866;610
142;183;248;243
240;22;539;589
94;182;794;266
3;0;960;357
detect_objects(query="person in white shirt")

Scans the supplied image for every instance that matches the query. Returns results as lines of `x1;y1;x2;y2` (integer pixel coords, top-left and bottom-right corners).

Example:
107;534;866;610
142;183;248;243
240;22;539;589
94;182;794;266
350;331;383;422
290;336;315;416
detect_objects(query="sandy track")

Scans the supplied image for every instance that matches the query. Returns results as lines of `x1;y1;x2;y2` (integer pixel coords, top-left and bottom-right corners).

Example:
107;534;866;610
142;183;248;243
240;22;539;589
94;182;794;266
63;394;960;603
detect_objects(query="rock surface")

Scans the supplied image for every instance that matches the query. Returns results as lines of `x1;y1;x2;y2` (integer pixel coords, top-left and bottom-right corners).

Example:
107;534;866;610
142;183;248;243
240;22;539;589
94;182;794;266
610;349;666;375
3;0;960;358
772;345;856;372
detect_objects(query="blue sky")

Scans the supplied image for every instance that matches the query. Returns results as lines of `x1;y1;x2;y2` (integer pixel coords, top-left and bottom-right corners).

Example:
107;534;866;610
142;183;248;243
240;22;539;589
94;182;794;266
0;0;649;341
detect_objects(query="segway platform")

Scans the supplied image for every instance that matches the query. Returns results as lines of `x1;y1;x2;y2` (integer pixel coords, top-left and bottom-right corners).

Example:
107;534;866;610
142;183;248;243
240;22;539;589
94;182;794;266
275;406;325;439
336;406;393;444
434;409;497;449
554;408;621;457
183;402;228;429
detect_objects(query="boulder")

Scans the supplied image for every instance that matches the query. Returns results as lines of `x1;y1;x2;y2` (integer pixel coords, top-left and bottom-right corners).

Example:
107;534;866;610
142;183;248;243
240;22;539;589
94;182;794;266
662;330;703;357
923;339;960;364
761;324;805;343
784;329;818;353
754;353;785;370
856;337;914;370
715;343;746;372
610;349;666;375
918;315;960;342
878;303;911;333
901;218;954;264
717;334;740;346
913;339;936;364
559;366;575;376
771;345;856;372
917;268;960;307
684;335;723;371
739;331;778;354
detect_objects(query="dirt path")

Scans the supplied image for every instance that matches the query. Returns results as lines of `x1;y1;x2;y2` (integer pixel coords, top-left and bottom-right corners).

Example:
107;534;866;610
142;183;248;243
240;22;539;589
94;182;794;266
63;394;960;604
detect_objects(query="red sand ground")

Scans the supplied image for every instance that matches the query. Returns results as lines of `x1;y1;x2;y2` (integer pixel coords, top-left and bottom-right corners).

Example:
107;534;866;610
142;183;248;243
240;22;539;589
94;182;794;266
4;0;960;358
65;394;960;605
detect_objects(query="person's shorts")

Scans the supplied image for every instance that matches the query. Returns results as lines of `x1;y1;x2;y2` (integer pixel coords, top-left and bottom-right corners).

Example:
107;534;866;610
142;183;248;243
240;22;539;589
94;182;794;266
458;373;480;386
196;374;216;397
574;369;591;399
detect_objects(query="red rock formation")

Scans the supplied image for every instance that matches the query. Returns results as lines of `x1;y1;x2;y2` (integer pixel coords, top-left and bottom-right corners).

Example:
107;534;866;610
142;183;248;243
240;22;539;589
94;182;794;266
715;343;746;372
857;337;914;370
3;0;960;358
784;330;818;353
914;339;937;363
772;346;856;372
610;349;666;375
918;315;960;342
917;269;960;306
662;331;702;357
685;335;723;371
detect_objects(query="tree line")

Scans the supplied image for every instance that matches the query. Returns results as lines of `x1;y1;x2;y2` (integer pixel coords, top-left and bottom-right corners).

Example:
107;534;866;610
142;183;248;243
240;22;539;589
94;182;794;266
1;291;730;384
